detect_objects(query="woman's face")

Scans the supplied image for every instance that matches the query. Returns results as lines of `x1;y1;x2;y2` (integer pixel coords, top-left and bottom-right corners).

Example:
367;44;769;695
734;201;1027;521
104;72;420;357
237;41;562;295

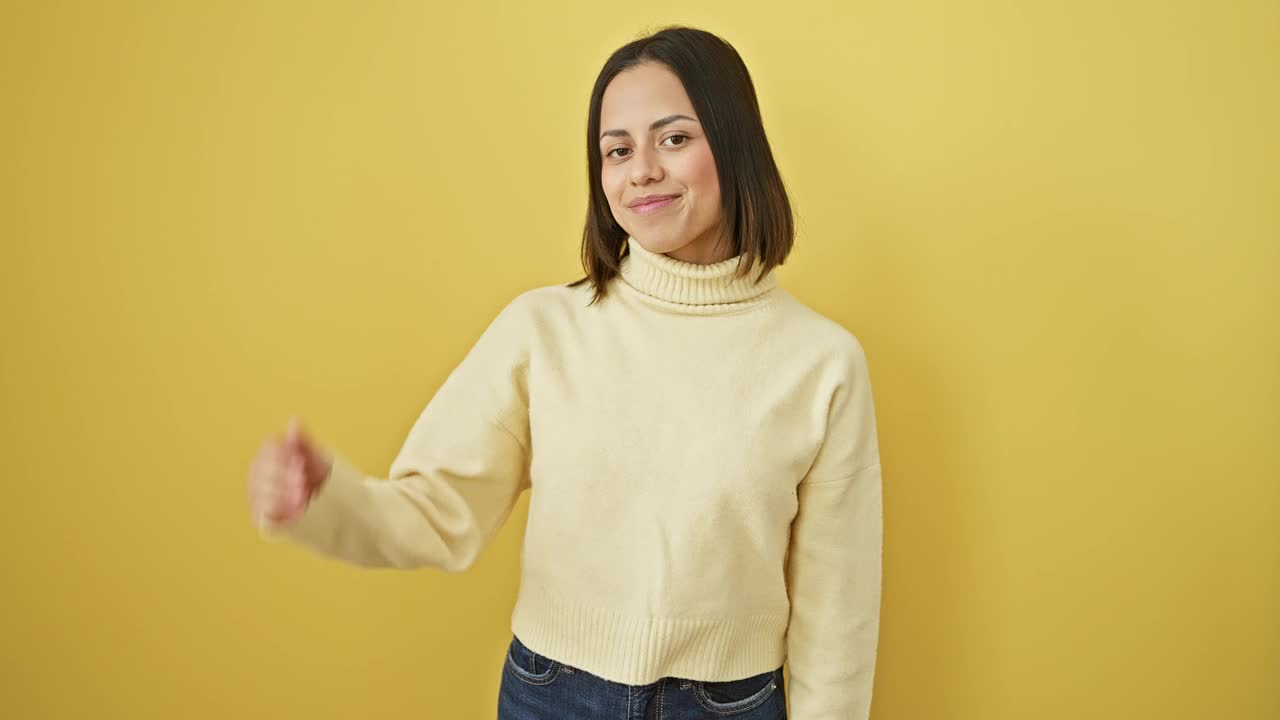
598;62;729;265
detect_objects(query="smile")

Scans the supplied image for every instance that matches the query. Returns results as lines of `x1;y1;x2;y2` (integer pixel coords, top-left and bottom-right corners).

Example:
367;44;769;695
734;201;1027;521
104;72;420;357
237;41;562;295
630;196;680;215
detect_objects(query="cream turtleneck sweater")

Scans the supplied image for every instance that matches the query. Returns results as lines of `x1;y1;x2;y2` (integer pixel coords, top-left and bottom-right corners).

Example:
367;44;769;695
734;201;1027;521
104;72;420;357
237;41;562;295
260;236;884;719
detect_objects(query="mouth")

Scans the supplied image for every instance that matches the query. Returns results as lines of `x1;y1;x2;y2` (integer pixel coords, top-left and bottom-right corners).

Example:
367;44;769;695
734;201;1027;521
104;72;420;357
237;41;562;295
629;195;680;215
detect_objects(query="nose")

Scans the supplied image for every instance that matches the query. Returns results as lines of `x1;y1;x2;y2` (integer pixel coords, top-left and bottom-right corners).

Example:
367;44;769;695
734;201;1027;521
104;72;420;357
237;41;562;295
628;145;664;185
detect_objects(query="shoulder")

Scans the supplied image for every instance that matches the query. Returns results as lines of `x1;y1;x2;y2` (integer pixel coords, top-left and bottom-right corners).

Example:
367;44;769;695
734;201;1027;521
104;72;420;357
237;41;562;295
771;288;870;371
510;281;593;310
467;283;595;354
497;280;598;326
451;282;595;375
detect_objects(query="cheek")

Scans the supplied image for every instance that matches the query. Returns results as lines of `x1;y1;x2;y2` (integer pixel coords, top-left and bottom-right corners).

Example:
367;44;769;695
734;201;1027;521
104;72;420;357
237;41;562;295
684;147;720;200
600;166;624;206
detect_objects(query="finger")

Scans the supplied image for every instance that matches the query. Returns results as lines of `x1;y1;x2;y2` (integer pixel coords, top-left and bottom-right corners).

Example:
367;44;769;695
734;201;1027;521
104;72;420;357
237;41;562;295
258;496;281;527
285;415;303;451
258;500;282;528
265;498;293;526
310;451;331;490
289;454;306;509
262;479;287;520
261;456;294;521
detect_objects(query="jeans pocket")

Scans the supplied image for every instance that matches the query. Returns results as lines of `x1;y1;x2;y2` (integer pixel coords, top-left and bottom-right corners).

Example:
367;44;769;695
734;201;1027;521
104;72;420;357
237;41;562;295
504;634;563;686
692;668;780;714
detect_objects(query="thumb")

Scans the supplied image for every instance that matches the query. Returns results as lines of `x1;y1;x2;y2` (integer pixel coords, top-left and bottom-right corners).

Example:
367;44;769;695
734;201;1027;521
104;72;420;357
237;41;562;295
285;414;305;452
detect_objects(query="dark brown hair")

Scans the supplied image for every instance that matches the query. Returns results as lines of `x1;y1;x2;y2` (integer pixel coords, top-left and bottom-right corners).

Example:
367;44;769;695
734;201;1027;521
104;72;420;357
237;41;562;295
566;25;796;305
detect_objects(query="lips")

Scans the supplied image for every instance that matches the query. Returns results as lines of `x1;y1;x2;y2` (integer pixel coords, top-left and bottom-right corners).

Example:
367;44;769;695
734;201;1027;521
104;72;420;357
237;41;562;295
628;194;680;209
629;195;680;215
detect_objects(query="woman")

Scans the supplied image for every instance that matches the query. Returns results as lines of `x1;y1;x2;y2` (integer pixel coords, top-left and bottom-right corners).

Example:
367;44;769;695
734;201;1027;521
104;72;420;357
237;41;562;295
249;25;883;720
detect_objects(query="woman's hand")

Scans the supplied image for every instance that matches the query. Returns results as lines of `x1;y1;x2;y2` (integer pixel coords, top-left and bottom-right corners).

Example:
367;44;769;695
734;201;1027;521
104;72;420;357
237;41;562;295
248;415;333;532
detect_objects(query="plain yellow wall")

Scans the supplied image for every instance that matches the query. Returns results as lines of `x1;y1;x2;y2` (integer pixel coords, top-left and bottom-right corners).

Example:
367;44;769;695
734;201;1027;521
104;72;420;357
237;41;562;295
2;2;1275;718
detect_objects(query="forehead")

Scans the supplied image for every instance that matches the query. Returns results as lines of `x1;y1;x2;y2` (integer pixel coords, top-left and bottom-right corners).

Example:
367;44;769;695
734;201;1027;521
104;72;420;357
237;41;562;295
600;62;696;124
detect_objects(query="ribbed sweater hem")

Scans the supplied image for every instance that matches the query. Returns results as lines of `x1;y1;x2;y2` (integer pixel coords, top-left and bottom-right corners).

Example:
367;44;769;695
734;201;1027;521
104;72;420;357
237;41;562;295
509;579;790;686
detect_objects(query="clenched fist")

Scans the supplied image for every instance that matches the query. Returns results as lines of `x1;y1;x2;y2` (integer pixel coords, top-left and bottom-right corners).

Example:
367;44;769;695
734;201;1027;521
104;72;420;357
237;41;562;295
248;415;333;532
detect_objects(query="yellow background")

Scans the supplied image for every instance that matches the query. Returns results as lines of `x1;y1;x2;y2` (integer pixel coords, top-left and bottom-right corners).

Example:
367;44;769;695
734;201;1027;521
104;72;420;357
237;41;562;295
2;1;1275;718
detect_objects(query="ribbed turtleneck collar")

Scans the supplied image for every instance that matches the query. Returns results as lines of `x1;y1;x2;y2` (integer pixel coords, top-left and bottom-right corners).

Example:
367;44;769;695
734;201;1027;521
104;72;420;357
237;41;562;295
616;236;779;313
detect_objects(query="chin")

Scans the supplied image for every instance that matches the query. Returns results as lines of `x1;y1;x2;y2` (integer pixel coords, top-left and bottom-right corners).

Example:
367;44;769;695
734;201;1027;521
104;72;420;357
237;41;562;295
630;231;691;256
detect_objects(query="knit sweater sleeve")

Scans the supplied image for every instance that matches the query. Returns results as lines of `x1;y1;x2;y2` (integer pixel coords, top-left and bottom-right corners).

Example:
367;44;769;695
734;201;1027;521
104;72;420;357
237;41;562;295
785;336;884;719
259;295;532;572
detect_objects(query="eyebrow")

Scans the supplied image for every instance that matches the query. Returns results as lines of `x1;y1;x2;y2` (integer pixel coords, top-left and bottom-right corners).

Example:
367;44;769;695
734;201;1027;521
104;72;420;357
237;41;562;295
599;114;698;141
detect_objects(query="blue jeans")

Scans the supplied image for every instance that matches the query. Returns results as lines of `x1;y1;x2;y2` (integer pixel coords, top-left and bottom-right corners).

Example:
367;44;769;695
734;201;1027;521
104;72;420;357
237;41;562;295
498;634;787;719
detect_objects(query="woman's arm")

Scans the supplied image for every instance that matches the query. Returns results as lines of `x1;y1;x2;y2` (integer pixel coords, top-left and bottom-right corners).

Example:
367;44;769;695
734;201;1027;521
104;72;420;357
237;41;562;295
785;336;884;718
260;294;533;572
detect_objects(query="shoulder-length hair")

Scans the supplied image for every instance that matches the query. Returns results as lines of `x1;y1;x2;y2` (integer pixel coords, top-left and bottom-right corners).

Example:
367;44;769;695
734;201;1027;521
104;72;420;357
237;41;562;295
567;25;796;305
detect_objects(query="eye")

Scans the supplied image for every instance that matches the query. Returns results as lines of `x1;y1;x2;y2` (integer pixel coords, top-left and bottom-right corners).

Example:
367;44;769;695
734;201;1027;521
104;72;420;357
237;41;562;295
604;134;691;159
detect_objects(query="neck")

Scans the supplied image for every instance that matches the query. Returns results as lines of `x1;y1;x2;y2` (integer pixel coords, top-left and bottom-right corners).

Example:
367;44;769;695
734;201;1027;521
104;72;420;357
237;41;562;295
663;228;736;264
616;236;779;314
